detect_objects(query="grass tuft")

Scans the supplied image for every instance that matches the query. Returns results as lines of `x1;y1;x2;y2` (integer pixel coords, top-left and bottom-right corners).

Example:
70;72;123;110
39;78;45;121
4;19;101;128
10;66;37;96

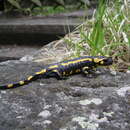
64;0;130;71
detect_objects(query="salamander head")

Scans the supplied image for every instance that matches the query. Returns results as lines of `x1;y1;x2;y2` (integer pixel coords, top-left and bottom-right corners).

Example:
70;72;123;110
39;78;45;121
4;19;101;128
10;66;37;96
94;56;113;66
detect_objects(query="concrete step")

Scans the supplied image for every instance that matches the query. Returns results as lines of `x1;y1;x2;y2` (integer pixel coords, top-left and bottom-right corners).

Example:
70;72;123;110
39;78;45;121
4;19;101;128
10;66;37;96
0;10;93;44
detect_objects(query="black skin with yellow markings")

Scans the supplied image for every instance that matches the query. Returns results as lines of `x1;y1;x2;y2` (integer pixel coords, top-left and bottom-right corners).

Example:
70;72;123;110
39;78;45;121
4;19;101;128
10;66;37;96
0;56;113;89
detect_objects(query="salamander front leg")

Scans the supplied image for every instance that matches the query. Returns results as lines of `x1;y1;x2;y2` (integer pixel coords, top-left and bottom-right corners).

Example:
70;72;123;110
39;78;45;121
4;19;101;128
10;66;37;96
82;66;97;78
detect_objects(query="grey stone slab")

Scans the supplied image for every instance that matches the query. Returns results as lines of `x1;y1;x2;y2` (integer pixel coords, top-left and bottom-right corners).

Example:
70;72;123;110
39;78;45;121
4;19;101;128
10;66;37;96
0;60;130;130
0;44;41;61
0;17;82;34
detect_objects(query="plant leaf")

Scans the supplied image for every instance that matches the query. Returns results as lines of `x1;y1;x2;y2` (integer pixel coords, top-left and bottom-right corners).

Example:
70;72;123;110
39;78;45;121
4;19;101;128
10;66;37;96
31;0;42;7
7;0;21;9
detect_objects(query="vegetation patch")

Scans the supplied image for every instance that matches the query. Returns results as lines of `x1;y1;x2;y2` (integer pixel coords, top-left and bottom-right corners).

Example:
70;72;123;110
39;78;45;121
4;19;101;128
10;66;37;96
4;0;90;15
32;5;80;16
2;0;130;72
64;0;130;72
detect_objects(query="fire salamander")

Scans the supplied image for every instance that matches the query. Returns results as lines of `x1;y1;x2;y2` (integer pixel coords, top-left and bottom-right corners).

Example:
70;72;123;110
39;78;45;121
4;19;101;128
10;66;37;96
0;56;113;89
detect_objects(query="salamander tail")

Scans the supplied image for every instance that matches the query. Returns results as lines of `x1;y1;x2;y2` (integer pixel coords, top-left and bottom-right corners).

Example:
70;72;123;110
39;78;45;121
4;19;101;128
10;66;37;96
0;75;35;89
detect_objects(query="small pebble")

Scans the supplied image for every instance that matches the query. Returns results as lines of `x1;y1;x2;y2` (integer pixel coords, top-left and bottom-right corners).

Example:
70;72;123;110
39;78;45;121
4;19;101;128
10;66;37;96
116;86;130;97
110;70;117;75
126;70;130;74
38;110;51;118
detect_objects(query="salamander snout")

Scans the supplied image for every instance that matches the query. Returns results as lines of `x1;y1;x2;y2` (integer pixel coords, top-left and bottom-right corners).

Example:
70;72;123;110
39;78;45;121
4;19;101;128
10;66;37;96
99;57;113;66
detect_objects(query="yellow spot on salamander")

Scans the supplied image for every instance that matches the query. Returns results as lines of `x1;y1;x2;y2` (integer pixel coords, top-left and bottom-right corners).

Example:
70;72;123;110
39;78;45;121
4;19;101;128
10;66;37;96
49;65;58;69
94;58;102;63
82;67;89;74
70;71;73;75
52;69;59;73
19;81;25;85
7;84;13;88
61;58;92;66
27;75;33;81
63;72;66;76
100;61;104;64
75;69;81;73
52;69;61;76
83;66;89;69
61;62;71;66
35;69;46;75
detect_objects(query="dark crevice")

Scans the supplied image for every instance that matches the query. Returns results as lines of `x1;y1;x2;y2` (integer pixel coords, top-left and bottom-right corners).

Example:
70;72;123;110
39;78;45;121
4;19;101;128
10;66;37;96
0;33;64;45
0;57;20;62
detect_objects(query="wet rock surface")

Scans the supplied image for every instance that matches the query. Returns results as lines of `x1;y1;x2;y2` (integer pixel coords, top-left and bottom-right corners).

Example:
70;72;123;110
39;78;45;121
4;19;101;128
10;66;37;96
0;44;41;61
0;60;130;130
0;9;94;44
0;16;82;44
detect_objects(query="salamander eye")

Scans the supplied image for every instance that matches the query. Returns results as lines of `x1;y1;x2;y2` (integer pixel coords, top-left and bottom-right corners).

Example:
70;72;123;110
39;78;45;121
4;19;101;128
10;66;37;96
100;57;113;65
103;58;108;62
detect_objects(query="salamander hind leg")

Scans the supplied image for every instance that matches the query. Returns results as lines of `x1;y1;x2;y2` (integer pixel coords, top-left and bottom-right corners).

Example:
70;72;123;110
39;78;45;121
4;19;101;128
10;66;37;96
45;69;62;80
47;69;69;80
